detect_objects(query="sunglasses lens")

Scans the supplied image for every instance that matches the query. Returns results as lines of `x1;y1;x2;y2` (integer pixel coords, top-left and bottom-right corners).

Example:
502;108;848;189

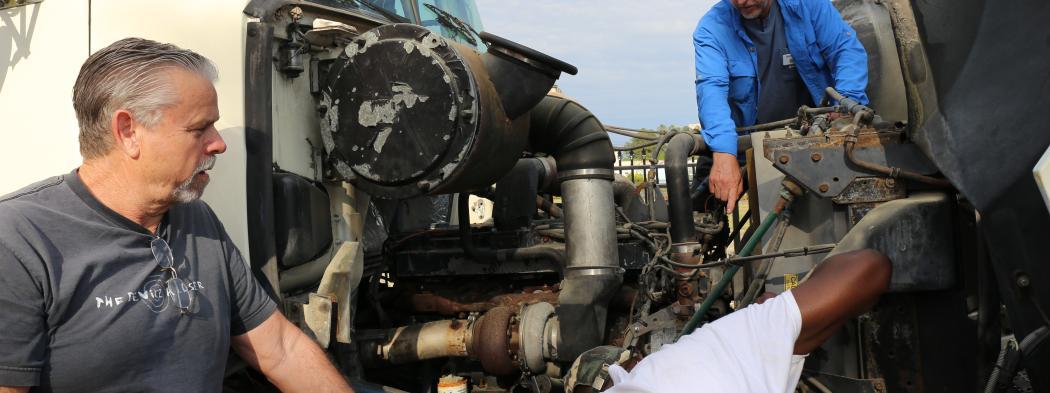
151;238;174;269
166;277;192;311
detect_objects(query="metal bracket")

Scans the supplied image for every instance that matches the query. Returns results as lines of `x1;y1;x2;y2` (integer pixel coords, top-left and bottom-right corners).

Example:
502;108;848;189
763;130;937;198
623;306;679;350
302;240;364;347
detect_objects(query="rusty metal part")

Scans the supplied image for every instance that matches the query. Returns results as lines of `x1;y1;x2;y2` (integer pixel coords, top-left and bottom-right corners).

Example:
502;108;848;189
842;125;952;187
473;306;518;375
848;203;879;227
672;251;703;313
832;177;907;205
763;128;940;197
410;289;559;315
781;179;805;198
372;319;474;364
779;155;790;164
819;183;830;193
507;311;522;368
811;152;823;162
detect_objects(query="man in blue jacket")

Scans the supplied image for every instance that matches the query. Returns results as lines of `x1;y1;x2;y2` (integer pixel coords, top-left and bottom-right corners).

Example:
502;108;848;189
694;0;869;212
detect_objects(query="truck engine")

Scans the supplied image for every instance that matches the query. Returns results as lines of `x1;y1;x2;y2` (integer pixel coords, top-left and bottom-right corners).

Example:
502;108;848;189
222;0;1050;392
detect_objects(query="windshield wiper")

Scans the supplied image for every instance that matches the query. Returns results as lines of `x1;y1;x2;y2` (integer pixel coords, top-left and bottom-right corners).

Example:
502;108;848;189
422;3;479;46
336;0;410;23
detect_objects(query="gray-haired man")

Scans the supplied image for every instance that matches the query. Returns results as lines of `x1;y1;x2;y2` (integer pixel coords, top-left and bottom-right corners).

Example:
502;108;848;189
0;38;354;393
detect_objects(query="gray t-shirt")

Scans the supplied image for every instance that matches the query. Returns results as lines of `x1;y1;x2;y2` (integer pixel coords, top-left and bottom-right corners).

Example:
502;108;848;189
742;0;814;124
0;171;276;392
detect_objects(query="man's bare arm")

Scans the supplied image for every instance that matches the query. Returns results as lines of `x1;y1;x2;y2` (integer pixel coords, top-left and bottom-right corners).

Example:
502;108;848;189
0;387;29;393
232;310;354;393
791;249;892;354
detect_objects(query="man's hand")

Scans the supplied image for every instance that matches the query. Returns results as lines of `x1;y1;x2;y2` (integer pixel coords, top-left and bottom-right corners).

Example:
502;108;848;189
710;152;743;213
232;310;354;393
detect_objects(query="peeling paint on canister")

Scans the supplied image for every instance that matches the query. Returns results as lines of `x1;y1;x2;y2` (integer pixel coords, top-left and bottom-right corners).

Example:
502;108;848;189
352;163;377;177
359;31;379;52
358;84;430;127
374;127;393;153
335;161;354;179
320;92;340;150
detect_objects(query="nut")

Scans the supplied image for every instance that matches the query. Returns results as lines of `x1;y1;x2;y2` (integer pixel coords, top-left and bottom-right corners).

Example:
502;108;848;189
811;153;822;162
1017;274;1031;288
778;155;790;164
818;183;830;193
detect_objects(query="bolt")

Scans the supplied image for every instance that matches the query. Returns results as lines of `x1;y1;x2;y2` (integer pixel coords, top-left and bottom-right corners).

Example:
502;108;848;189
1017;274;1031;288
819;183;830;193
811;153;822;162
778;155;790;164
417;181;432;192
886;179;897;188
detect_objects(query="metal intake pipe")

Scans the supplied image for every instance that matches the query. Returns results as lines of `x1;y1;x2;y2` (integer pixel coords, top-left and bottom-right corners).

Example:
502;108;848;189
528;95;621;362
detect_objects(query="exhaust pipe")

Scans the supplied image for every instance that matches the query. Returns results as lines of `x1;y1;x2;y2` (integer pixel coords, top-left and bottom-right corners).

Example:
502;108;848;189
528;95;622;362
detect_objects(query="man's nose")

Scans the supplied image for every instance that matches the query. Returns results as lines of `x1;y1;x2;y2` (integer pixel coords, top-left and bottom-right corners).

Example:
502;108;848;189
206;127;227;155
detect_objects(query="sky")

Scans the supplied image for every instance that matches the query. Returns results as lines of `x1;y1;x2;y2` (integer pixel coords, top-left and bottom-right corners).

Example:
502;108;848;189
475;0;721;144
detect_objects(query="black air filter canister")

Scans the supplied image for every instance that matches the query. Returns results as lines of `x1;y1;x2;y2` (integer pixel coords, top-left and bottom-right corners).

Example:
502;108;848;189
320;24;574;199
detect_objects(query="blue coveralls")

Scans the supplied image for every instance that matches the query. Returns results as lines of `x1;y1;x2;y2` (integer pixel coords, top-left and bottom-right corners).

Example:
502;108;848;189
693;0;869;155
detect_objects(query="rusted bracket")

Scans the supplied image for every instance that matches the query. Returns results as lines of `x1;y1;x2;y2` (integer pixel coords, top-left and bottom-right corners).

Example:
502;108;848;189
763;129;937;199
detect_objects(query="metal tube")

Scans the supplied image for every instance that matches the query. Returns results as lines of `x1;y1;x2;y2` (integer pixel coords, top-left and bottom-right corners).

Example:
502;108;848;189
375;320;473;364
841;124;952;187
738;211;793;306
561;178;619;275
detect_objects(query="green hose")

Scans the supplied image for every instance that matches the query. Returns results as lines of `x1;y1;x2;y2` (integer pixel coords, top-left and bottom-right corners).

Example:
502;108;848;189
676;201;783;339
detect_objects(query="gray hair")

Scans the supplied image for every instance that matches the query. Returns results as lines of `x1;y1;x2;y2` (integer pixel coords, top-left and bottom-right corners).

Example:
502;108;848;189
73;37;217;159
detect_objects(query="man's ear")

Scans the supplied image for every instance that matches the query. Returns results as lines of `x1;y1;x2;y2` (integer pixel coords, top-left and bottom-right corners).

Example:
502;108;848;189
111;109;141;159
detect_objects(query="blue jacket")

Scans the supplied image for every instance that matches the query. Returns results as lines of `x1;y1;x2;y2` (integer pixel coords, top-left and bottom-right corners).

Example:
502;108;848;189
693;0;869;155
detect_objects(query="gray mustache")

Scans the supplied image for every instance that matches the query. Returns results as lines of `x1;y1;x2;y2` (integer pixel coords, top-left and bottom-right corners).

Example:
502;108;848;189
196;156;216;172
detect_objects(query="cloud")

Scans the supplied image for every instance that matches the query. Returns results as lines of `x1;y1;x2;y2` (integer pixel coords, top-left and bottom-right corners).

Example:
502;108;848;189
476;0;720;143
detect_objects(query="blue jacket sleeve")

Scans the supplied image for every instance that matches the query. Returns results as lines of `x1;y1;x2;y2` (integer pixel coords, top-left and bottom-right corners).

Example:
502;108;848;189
810;0;869;104
694;25;739;156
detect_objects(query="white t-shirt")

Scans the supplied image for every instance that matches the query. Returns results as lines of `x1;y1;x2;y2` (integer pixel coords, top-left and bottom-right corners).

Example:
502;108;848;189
607;290;806;393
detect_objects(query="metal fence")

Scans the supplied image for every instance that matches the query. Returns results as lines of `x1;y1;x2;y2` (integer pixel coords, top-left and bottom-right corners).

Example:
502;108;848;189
612;147;699;190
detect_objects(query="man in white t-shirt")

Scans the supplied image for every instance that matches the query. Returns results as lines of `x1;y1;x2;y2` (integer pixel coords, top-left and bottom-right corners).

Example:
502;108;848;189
568;249;891;393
